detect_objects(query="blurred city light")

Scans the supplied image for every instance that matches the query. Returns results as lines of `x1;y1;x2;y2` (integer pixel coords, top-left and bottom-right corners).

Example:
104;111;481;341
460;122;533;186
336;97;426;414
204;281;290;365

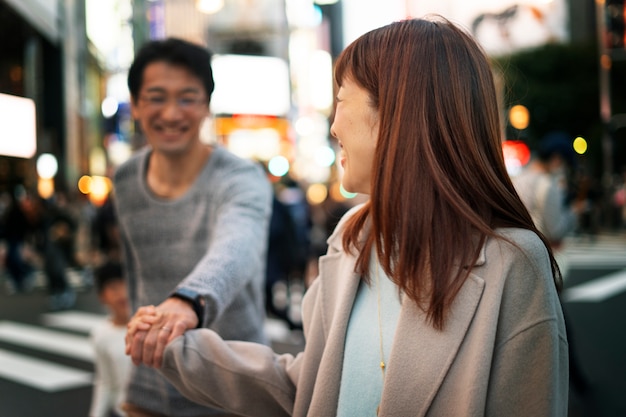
314;145;335;167
339;183;357;199
78;175;112;206
309;50;333;112
37;178;55;199
211;55;290;116
509;105;530;130
0;92;36;158
268;155;290;177
502;140;531;176
195;0;224;14
295;116;316;136
306;183;328;205
573;136;588;154
36;153;58;179
90;147;107;176
107;137;132;166
228;128;281;161
329;182;358;201
101;97;119;118
78;175;92;195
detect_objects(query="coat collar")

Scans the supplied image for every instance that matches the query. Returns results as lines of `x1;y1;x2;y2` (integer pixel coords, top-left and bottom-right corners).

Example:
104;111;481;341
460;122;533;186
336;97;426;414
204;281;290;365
315;229;487;416
380;273;484;416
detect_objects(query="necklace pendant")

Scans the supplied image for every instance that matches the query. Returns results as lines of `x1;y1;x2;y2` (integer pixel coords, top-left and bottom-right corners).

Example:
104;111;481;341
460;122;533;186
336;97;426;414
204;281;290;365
380;361;385;370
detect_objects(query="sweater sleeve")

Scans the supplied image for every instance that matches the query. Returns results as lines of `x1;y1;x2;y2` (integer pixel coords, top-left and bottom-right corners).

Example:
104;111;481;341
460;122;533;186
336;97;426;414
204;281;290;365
177;156;273;328
161;329;300;417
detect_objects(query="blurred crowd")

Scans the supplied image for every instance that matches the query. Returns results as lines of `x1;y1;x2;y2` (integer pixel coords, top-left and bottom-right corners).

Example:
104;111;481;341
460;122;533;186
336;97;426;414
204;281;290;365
0;177;366;320
1;162;625;316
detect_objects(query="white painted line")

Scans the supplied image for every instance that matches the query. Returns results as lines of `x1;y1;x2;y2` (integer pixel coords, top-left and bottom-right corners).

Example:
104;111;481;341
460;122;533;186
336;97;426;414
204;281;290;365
0;321;94;362
41;310;107;334
0;348;92;392
562;269;626;303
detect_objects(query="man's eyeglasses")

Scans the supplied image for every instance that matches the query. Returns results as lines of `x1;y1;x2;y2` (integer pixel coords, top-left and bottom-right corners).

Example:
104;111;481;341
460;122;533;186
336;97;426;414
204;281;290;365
139;95;207;110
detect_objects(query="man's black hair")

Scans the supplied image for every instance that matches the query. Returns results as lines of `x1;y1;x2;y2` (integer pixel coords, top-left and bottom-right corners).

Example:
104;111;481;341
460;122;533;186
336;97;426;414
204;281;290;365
94;261;124;294
127;38;215;102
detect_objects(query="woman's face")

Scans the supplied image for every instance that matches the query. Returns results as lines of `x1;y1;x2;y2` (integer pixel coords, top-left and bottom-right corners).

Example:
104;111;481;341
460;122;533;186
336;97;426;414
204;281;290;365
330;77;379;195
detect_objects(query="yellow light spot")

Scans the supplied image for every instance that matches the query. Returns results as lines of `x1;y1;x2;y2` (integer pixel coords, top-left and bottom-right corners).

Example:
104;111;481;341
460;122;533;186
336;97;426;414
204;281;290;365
306;183;328;205
573;137;587;154
37;178;55;199
509;105;530;130
78;175;92;194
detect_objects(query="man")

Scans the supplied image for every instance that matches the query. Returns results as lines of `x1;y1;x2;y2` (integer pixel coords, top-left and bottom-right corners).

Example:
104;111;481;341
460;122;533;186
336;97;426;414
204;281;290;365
114;38;272;417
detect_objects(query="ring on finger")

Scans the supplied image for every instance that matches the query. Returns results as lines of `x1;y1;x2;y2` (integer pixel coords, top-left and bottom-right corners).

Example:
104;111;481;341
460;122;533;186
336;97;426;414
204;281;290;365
160;326;172;332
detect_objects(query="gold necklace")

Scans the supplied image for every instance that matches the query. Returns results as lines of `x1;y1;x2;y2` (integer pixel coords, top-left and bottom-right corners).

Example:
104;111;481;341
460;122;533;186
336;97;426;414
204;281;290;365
375;253;385;415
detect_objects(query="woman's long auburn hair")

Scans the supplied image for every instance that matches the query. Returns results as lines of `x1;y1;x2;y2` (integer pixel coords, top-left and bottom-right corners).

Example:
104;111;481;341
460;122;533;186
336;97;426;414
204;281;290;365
336;16;561;330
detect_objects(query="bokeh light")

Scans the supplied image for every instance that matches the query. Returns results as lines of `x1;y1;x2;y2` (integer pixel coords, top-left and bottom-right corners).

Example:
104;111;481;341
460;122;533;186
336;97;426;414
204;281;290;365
509;105;530;130
502;140;531;176
314;146;335;167
36;153;58;179
77;175;112;206
37;178;54;199
101;97;119;118
268;155;290;177
339;184;357;199
306;183;328;205
78;175;93;195
573;136;588;154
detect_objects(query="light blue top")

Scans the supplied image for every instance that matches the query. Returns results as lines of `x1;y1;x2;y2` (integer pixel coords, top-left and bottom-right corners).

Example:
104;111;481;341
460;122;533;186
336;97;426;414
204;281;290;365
337;252;402;417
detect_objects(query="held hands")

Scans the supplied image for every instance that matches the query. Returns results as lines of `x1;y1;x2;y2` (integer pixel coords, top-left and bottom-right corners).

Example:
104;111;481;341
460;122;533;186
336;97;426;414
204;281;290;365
125;297;199;368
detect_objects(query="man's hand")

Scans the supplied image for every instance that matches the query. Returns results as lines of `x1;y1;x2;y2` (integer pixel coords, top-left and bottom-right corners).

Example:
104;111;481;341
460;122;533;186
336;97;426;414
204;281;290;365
126;297;199;368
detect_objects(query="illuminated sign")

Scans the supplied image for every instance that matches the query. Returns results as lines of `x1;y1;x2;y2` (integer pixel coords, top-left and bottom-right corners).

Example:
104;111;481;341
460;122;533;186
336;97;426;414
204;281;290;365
210;54;291;116
0;93;37;158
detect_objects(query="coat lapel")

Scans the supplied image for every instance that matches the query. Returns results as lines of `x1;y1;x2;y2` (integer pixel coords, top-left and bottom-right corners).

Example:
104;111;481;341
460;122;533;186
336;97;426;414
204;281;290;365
380;272;485;416
306;248;362;416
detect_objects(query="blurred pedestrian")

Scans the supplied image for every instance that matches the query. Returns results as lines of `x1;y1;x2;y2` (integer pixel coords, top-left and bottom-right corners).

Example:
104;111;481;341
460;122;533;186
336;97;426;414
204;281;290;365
265;176;311;329
91;192;121;264
130;17;568;416
2;186;38;293
511;131;586;277
114;37;272;417
511;134;592;405
42;192;79;310
89;261;131;417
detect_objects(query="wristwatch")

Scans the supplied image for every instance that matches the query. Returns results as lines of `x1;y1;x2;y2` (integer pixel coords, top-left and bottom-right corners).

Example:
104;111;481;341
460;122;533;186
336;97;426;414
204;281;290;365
170;287;205;328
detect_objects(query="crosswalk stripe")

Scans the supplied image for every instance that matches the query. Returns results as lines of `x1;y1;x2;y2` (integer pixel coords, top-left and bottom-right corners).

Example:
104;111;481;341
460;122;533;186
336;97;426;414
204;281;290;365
561;242;626;267
0;321;94;362
0;348;92;392
562;269;626;302
41;310;107;334
566;256;626;268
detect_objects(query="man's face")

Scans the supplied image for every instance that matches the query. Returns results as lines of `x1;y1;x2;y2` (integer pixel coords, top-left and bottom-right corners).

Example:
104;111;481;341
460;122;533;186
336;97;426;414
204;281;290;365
130;61;209;156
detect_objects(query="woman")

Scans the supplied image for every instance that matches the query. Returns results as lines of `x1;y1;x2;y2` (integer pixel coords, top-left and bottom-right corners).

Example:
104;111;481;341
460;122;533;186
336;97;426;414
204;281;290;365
130;16;569;416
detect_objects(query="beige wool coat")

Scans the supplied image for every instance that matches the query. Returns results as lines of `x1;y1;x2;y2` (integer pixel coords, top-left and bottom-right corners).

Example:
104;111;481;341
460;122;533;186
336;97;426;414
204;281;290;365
161;210;569;417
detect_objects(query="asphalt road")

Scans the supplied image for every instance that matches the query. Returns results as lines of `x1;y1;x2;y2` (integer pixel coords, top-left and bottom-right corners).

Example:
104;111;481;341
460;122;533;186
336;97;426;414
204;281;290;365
0;233;624;417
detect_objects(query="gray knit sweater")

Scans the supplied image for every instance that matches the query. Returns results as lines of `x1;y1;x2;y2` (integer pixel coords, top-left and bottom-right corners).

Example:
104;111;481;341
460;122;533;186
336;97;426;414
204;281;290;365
113;145;272;416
